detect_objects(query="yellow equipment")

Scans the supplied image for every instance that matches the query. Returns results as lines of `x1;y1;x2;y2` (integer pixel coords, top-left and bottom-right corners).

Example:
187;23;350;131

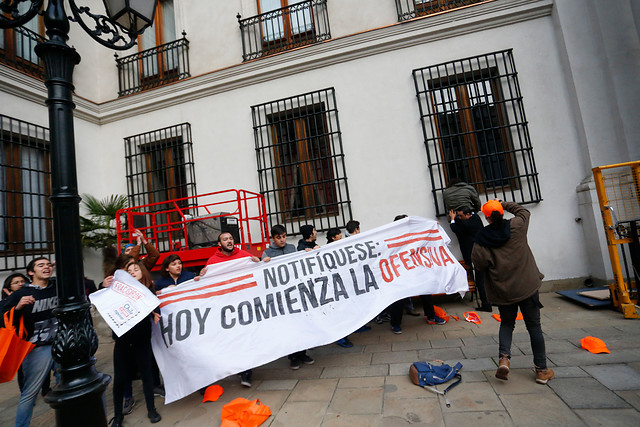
592;161;640;318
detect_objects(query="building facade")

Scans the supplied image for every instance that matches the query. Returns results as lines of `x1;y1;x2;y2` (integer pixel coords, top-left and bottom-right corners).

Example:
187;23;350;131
1;0;638;286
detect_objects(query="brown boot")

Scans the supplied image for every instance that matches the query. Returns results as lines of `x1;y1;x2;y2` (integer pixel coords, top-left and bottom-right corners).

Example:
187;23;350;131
535;367;554;384
496;356;510;380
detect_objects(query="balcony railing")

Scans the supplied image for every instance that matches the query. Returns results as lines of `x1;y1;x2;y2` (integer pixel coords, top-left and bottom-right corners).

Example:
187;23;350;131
396;0;487;21
238;0;331;62
0;26;46;79
115;32;190;97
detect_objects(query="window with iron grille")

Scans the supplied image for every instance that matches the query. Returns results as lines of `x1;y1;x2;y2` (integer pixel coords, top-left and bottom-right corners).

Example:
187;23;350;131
413;49;541;216
124;123;197;218
252;88;351;234
396;0;488;21
0;114;53;272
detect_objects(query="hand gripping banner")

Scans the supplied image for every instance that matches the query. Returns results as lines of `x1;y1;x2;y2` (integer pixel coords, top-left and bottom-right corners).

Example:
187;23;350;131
151;216;468;403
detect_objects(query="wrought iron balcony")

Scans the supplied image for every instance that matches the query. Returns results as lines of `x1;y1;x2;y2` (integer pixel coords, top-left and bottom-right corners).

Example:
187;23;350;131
238;0;331;62
0;25;46;79
396;0;487;21
115;32;190;97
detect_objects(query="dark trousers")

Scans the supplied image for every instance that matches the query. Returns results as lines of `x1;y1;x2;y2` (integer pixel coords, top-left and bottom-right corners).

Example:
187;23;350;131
497;292;547;369
113;340;156;419
288;350;307;361
390;295;437;327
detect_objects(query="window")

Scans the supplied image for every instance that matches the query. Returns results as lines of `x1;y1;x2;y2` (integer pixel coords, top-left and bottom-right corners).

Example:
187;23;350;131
238;0;330;61
0;2;45;79
252;88;351;233
396;0;488;21
139;0;177;83
124;123;196;213
413;49;541;216
0;114;53;271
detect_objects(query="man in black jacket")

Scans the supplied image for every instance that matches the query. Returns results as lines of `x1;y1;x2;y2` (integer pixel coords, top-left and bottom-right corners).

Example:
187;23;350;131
449;207;491;311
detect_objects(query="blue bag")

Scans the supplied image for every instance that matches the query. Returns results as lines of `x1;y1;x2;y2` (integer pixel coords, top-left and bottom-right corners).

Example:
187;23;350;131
409;361;462;407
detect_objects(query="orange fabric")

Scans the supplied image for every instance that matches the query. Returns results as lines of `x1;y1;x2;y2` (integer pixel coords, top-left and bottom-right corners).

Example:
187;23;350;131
221;398;271;427
463;311;481;324
580;336;610;354
491;313;524;322
433;306;450;322
0;308;35;383
450;315;459;321
202;385;224;402
482;200;503;217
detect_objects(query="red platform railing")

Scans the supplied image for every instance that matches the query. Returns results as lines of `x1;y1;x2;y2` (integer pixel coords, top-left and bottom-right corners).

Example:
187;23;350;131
116;189;269;271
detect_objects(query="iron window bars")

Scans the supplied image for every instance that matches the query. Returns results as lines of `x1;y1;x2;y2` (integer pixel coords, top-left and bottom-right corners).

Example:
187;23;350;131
413;49;541;216
0;114;53;271
124;123;197;242
115;32;190;97
0;25;46;79
396;0;487;21
252;87;352;236
238;0;331;62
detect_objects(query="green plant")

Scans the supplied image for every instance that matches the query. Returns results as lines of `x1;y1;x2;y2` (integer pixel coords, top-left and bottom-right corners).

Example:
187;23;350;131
80;194;128;276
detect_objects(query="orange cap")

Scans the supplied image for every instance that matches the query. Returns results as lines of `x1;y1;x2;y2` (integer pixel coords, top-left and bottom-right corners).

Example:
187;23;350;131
202;384;224;402
580;336;610;354
482;200;503;217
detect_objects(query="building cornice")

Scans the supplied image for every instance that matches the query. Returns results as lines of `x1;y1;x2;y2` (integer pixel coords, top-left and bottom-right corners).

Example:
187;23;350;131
2;0;552;125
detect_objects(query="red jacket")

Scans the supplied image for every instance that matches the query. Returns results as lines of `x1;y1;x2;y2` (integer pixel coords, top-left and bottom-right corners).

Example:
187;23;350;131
206;247;253;265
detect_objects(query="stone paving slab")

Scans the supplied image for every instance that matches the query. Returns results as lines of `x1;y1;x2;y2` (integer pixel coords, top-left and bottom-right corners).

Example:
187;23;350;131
439;381;504;412
383;397;443;425
548;377;630;409
582;364;640;390
444;410;513;427
499;392;584;426
328;387;384;414
574;408;640;426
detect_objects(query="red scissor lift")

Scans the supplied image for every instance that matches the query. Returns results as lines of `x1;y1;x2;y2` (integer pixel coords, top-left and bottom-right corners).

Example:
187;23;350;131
116;189;270;272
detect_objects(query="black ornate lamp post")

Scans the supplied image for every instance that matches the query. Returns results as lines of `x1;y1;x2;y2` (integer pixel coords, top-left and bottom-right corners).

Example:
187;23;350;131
0;1;157;425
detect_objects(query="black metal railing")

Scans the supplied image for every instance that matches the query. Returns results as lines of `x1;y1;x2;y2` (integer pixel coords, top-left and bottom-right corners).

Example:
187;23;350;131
238;0;331;62
412;49;542;216
396;0;487;21
0;25;46;79
115;32;190;97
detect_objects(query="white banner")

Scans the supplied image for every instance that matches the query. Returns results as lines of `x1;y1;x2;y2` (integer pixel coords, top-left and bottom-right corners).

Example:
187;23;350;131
151;216;468;403
90;269;160;337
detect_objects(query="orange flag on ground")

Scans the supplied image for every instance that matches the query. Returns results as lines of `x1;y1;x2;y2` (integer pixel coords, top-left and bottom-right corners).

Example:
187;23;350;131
463;311;481;324
491;313;524;322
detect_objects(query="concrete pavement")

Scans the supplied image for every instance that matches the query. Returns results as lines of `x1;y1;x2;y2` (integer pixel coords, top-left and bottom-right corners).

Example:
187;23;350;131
2;291;640;426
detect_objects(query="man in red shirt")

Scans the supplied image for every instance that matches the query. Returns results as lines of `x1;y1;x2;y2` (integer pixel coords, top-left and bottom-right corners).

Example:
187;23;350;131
196;231;261;387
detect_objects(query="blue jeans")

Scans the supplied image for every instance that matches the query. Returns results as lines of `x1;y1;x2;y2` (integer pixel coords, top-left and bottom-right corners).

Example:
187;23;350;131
497;292;547;369
15;345;54;427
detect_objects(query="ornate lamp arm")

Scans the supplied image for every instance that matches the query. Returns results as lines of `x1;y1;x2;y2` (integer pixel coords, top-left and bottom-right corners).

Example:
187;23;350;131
67;0;138;50
0;0;44;28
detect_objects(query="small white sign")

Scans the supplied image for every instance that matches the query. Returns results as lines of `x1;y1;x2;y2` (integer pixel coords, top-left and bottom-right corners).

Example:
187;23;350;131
90;269;160;337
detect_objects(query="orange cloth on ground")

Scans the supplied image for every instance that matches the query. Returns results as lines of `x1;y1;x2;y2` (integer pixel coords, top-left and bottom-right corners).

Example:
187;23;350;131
221;398;271;427
463;311;481;324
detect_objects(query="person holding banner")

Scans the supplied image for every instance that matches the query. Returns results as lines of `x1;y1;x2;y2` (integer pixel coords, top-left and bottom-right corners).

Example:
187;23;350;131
297;225;320;251
1;258;58;427
198;231;262;387
155;255;195;292
105;260;162;427
471;200;553;385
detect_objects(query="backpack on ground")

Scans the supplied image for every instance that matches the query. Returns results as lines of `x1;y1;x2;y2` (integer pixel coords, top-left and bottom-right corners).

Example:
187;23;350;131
409;361;462;407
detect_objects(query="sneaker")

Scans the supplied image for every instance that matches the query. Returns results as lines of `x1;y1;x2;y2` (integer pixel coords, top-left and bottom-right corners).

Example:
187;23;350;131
391;325;402;334
109;416;124;427
375;313;391;324
426;316;446;325
153;385;165;397
289;358;301;370
148;409;161;423
123;396;135;415
301;355;315;365
240;371;252;387
535;367;555;384
336;338;353;348
495;356;510;381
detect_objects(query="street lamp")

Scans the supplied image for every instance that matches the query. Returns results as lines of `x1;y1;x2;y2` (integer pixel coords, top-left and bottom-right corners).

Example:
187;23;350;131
0;0;158;425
